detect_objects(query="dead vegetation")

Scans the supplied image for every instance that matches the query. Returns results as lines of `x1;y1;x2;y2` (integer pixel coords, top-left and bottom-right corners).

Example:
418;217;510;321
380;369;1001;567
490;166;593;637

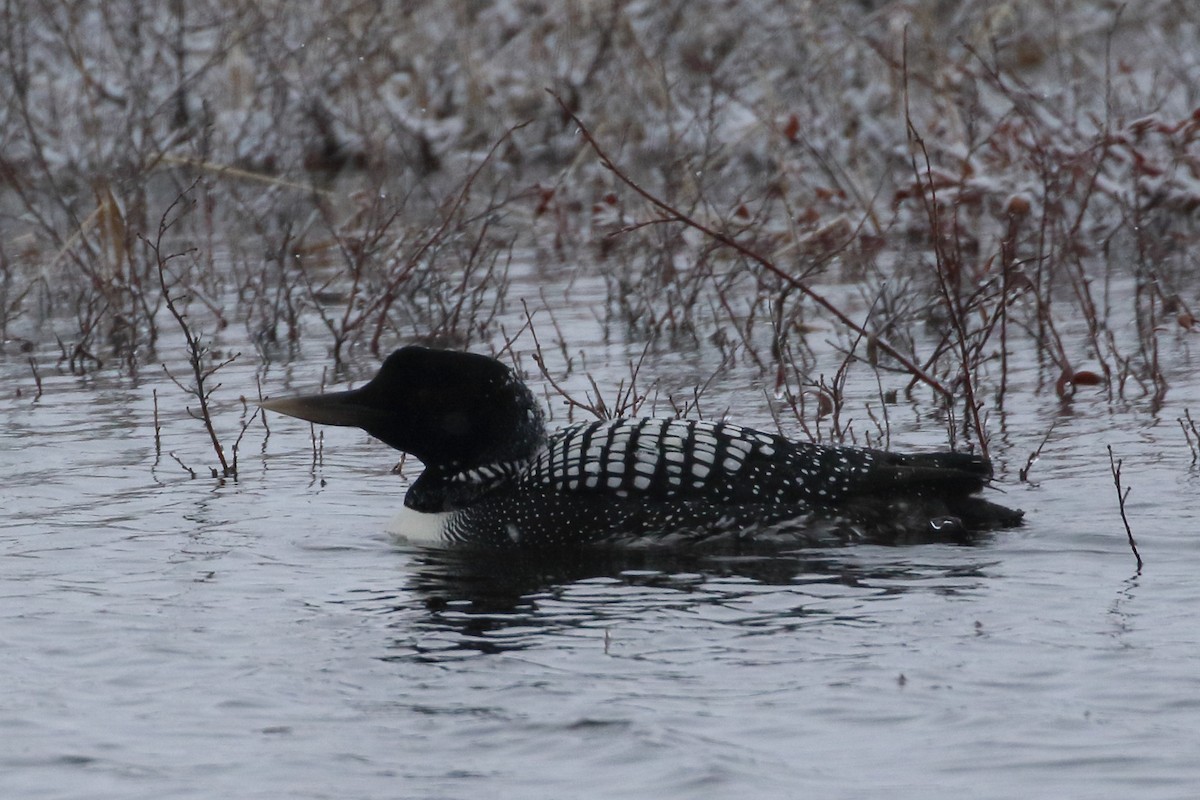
1;0;1198;480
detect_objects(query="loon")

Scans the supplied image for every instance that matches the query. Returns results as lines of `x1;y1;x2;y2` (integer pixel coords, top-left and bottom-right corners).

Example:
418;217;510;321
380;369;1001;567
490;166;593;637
262;346;1023;548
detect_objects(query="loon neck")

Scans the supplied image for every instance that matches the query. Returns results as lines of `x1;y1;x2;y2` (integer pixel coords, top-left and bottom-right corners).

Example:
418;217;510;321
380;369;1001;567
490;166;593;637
405;458;532;512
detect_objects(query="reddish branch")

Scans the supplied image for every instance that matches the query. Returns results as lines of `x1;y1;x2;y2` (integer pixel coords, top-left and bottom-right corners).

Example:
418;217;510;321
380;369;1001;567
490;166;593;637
549;91;953;402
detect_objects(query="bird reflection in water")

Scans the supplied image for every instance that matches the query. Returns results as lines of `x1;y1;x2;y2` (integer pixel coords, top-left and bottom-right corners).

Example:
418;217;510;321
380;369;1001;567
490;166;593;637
355;541;996;662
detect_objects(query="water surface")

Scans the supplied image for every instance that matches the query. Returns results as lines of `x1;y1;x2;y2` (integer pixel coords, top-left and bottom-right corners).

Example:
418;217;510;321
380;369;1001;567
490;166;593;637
3;320;1198;799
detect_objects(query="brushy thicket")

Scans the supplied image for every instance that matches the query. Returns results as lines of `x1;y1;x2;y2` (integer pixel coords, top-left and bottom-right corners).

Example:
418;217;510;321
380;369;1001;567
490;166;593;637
2;0;1198;469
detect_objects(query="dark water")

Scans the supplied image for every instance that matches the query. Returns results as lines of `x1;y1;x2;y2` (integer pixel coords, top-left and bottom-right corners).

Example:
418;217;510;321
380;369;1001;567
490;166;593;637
3;298;1199;799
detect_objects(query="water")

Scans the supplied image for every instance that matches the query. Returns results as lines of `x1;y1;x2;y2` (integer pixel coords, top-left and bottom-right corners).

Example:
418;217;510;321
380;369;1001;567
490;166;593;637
5;0;1200;793
3;303;1199;799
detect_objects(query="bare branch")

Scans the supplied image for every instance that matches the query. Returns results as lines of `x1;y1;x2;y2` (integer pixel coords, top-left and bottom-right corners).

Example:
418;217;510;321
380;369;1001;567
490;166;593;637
1107;445;1143;574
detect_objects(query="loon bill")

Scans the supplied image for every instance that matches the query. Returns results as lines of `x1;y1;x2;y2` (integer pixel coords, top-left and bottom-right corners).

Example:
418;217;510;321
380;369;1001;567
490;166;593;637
262;346;1023;548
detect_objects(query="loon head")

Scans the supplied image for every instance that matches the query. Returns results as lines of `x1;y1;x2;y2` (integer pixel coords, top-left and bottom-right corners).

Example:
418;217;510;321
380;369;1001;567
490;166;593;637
262;346;546;468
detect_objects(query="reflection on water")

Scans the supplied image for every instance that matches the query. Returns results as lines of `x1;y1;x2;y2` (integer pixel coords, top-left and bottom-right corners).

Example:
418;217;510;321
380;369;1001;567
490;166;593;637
344;544;997;661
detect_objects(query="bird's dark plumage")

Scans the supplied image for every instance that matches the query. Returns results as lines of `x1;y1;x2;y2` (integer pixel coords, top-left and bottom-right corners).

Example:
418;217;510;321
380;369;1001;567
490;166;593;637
263;346;1023;548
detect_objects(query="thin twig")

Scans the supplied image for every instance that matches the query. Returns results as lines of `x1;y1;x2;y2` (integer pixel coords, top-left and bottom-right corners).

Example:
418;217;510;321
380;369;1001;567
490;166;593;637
28;356;43;400
230;407;261;477
142;182;236;479
1178;409;1199;465
157;154;335;197
169;451;197;479
1019;420;1057;483
365;119;534;356
153;388;162;459
1107;445;1143;573
549;90;953;401
523;300;607;420
900;33;988;458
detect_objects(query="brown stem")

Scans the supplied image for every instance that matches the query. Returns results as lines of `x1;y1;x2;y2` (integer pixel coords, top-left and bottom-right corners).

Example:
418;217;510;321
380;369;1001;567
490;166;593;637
549;91;953;401
144;184;236;479
1107;445;1143;573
